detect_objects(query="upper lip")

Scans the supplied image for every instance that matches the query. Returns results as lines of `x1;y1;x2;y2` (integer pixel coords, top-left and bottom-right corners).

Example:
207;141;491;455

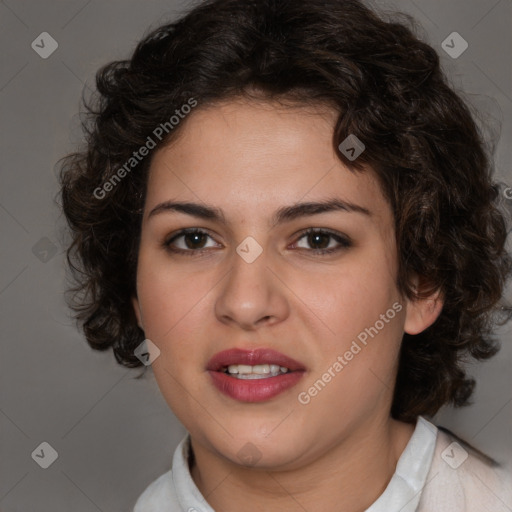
207;348;306;372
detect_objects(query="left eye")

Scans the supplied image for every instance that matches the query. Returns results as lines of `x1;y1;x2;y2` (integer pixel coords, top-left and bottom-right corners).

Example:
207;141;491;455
293;229;351;253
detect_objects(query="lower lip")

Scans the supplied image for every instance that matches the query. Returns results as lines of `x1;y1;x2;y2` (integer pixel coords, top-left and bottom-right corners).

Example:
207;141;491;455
208;370;305;402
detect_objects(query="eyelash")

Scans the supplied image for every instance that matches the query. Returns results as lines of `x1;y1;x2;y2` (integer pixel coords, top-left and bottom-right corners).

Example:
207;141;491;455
162;227;352;257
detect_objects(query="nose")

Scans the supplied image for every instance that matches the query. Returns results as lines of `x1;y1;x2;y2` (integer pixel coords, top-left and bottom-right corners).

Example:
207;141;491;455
214;247;290;330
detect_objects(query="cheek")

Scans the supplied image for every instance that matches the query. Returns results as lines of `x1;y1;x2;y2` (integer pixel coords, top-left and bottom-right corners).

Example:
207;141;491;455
291;256;400;341
301;305;404;427
135;251;214;340
292;254;404;408
136;260;211;405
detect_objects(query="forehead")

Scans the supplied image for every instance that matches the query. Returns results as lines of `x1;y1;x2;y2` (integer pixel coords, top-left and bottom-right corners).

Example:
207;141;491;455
145;99;390;223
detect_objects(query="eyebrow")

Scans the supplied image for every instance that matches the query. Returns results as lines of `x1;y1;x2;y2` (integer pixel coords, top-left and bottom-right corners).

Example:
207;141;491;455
147;197;371;227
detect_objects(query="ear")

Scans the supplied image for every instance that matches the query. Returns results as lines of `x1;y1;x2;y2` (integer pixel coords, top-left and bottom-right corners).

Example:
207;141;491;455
132;295;144;330
403;274;444;335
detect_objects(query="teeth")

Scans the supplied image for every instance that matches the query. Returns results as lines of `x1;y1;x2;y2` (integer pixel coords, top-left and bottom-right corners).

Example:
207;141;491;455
224;364;290;379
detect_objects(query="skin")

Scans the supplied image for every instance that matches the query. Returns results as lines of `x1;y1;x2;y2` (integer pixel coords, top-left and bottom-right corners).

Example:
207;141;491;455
132;98;443;512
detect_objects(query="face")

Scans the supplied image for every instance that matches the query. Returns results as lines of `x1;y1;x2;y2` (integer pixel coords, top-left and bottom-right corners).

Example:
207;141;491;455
132;98;431;470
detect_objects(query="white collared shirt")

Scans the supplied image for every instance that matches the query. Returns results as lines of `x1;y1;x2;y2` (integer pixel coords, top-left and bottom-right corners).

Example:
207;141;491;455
133;416;512;511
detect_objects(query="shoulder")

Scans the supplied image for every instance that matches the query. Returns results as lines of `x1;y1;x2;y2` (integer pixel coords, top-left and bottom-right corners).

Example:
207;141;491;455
132;434;192;511
133;469;177;511
417;423;512;512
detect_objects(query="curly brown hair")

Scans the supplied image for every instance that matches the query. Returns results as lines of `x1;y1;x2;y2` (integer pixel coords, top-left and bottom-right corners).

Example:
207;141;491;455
58;0;512;422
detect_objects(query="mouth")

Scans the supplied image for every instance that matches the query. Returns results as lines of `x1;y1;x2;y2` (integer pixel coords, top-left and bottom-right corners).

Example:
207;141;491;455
220;363;291;379
206;348;306;402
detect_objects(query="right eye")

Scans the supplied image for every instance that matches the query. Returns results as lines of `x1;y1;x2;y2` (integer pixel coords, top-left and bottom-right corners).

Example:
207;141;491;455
163;228;221;256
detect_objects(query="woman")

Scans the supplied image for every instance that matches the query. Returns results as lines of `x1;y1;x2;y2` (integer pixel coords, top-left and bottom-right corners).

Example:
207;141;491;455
58;0;512;510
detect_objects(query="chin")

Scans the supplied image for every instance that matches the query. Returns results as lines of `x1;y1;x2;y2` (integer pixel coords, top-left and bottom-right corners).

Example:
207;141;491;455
203;423;309;469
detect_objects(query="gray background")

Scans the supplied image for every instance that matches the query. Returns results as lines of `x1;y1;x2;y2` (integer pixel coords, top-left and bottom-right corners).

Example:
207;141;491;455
1;0;511;510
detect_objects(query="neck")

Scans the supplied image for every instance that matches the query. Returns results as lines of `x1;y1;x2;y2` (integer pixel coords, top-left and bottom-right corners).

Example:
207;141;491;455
189;415;416;512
